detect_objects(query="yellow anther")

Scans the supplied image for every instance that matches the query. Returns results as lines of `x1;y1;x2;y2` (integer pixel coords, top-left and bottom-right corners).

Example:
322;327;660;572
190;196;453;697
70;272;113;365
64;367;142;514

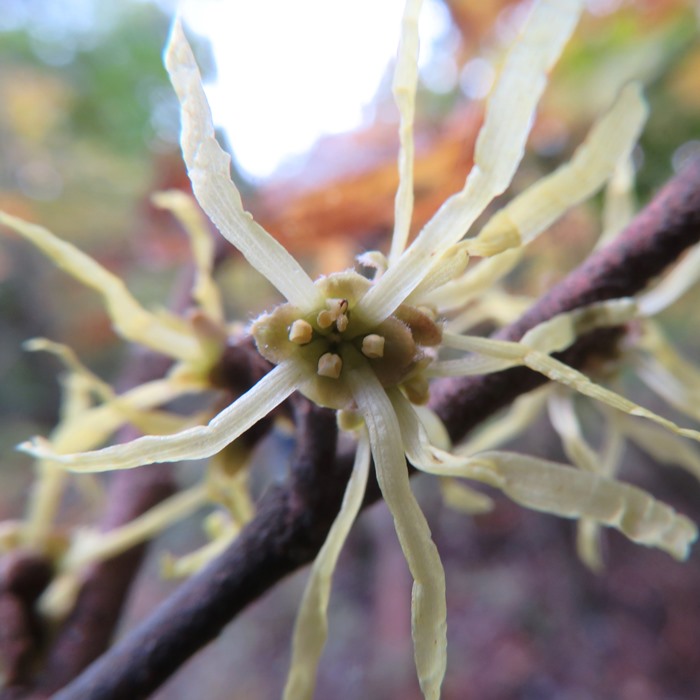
318;298;350;332
361;334;385;359
317;310;334;329
336;314;349;332
288;319;313;344
317;352;343;379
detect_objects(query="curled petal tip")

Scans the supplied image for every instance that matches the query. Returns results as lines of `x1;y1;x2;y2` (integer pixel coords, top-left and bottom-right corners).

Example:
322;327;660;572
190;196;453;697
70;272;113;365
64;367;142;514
164;16;187;68
17;436;53;459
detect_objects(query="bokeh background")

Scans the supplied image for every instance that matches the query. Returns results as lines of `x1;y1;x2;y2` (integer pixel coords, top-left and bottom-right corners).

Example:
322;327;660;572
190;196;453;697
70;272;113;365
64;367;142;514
1;1;700;698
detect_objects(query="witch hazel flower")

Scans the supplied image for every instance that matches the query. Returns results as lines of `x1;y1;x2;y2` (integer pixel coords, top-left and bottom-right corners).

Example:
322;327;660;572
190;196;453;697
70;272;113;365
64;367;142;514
5;0;700;697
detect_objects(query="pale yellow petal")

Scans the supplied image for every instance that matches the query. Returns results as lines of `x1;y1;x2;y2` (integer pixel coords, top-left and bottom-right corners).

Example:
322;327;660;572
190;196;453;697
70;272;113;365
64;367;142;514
390;388;494;514
427;352;519;378
424;450;697;560
524;351;700;442
468;0;583;202
392;394;695;558
598;154;636;248
441;329;700;443
207;448;255;524
455;388;549;457
349;363;446;700
618;414;700;481
547;389;605;570
390;389;473;472
406;242;471;304
38;572;82;621
49;377;203;454
440;297;637;367
411;404;452;451
23;369;95;548
24;338;113;401
638;244;700;316
440;332;525;359
283;433;370;700
578;404;625;570
423;248;523;312
24;377;202;548
20;362;303;472
470;451;697;560
62;483;209;571
472;83;647;254
161;524;239;579
439;478;494;515
445;289;532;334
357;0;582;325
57;373;94;420
164;21;322;312
152;189;224;322
576;519;604;571
389;0;423;264
546;389;599;473
0;212;201;361
634;355;700;422
518;298;637;353
638;321;700;390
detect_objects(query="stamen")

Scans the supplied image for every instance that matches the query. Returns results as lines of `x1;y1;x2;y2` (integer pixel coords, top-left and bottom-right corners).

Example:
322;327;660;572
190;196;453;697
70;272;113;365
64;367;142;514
317;353;343;379
361;334;385;359
327;298;349;316
289;319;313;344
336;314;349;332
317;310;334;329
319;299;350;332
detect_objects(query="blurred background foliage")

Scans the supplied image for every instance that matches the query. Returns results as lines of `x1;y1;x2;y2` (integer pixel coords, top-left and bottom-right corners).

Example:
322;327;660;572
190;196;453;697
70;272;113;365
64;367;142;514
1;1;700;698
0;0;213;466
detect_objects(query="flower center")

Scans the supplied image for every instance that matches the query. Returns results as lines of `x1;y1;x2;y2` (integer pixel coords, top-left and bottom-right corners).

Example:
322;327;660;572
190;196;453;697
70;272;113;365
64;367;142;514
251;269;441;409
